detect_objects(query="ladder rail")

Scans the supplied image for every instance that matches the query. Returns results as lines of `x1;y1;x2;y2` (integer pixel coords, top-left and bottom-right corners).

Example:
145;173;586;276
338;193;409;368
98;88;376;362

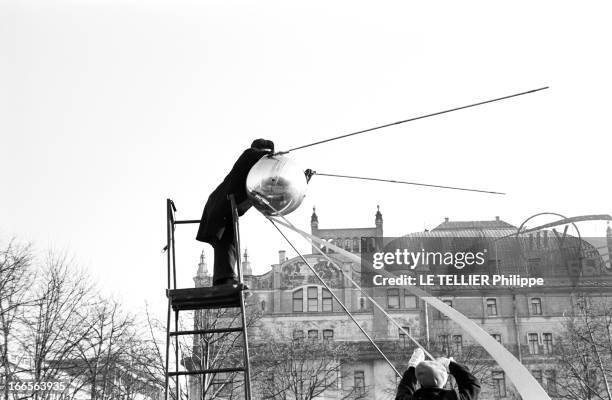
229;194;252;400
164;197;252;400
164;200;172;400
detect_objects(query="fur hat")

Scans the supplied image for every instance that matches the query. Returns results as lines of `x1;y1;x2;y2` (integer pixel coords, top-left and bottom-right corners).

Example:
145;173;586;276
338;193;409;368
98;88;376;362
415;360;449;388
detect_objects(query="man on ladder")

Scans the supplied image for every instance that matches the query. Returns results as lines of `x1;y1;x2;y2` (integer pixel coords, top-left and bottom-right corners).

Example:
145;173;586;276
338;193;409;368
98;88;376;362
196;138;274;286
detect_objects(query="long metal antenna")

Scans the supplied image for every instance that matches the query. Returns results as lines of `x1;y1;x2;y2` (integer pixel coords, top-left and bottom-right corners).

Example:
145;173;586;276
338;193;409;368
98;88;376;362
276;86;548;154
313;172;505;195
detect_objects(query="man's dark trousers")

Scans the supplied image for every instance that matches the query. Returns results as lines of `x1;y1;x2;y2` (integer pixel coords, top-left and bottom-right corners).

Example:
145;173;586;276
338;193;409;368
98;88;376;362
211;218;238;285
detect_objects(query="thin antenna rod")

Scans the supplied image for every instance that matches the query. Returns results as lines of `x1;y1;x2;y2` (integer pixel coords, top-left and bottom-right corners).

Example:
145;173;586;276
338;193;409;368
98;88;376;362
314;172;506;195
278;86;548;154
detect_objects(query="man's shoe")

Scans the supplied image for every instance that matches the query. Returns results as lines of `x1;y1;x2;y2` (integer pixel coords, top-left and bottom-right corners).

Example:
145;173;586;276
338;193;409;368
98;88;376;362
213;278;249;290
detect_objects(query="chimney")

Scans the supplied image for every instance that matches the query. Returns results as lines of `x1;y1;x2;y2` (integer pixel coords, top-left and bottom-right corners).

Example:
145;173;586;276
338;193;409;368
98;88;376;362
279;250;286;264
495;216;500;221
444;217;449;222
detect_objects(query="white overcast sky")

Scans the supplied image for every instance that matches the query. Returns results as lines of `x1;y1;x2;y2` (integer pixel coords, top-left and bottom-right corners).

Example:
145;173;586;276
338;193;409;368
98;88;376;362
1;0;611;314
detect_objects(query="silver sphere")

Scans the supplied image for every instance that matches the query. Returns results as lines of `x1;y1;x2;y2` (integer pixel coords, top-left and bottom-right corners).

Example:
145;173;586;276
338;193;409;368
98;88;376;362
246;155;308;216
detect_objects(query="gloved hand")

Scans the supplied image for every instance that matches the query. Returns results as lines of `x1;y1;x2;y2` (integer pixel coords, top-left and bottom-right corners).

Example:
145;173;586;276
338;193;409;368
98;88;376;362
408;348;425;368
436;357;454;372
304;169;315;183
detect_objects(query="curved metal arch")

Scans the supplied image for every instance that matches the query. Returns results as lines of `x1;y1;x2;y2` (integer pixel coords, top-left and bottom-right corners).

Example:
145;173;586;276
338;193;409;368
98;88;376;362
518;213;612;235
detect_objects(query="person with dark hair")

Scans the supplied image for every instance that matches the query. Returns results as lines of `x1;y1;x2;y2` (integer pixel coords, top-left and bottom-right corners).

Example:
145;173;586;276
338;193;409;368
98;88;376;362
196;139;274;286
396;348;480;400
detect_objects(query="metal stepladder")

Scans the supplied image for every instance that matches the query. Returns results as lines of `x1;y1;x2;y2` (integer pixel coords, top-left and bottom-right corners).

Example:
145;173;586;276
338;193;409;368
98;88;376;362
164;197;252;400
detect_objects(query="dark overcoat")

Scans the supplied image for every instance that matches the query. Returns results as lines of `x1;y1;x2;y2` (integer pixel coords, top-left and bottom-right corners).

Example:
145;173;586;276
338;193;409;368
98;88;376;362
196;148;270;244
396;362;480;400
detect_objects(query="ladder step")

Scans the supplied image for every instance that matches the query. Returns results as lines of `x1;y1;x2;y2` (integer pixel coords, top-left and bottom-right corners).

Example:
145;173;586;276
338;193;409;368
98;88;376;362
170;327;243;336
168;367;245;377
167;286;243;311
174;219;200;225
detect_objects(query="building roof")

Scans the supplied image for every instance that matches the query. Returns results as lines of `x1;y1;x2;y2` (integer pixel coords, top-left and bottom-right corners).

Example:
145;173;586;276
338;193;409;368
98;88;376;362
404;228;517;239
432;218;516;231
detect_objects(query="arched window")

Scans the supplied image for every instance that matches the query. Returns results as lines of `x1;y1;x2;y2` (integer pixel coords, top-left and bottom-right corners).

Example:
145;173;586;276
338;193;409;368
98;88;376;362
344;238;351;251
293;289;303;312
352;237;359;252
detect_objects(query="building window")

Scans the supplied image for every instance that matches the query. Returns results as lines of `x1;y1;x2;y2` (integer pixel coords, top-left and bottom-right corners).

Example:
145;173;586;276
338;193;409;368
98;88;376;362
293;330;304;343
322;288;333;312
323;329;334;341
545;370;557;394
439;335;450;354
359;297;366;310
344;238;351;251
399;326;410;347
293;289;303;312
387;289;400;309
542;333;553;354
528;333;539;354
307;287;318;312
492;371;507;398
307;329;318;342
354;371;365;395
486;298;498;316
404;291;417;308
452;335;463;354
261;300;266;311
491;333;502;343
532;369;542;385
352;238;359;252
531;298;542;315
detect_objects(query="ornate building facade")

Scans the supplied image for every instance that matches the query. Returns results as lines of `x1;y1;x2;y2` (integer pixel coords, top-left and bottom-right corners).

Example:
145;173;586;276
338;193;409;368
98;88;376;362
191;210;612;400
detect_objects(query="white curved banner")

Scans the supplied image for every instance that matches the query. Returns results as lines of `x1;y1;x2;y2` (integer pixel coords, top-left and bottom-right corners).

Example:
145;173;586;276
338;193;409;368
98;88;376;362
271;217;551;400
